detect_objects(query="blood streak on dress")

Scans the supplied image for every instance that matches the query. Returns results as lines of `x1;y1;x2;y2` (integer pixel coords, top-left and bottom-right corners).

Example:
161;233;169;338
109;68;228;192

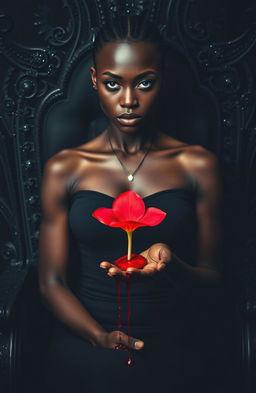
42;188;205;393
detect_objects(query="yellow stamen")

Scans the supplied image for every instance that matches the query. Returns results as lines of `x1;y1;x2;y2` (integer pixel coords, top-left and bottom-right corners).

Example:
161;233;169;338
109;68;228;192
126;230;133;261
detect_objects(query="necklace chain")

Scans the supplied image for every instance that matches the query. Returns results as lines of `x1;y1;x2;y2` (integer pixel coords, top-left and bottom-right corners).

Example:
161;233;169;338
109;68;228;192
108;132;152;182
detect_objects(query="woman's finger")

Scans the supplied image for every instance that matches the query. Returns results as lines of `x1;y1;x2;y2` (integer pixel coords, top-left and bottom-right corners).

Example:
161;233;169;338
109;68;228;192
100;261;112;269
117;331;144;350
100;262;122;277
159;246;171;262
157;262;167;271
126;267;140;275
107;267;122;276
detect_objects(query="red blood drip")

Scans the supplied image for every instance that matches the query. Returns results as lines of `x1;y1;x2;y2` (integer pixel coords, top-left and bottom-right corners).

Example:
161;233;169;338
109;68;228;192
114;257;145;366
114;275;124;351
126;356;136;367
115;277;122;329
126;274;132;337
114;254;147;271
125;274;135;366
114;274;136;366
114;344;127;350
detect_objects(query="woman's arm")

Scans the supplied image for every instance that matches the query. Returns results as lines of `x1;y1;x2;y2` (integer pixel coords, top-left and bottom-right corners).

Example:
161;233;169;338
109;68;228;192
38;154;106;345
38;152;144;350
162;146;224;292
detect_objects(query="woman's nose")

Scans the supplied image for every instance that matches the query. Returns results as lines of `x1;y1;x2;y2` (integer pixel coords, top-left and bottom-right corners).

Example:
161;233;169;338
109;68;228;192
119;87;138;108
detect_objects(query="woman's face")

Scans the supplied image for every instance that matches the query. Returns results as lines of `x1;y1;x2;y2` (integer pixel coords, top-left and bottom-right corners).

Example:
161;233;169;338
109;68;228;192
90;41;162;133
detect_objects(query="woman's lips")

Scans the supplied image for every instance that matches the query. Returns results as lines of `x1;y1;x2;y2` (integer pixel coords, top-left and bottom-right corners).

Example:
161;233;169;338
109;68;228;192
116;117;142;126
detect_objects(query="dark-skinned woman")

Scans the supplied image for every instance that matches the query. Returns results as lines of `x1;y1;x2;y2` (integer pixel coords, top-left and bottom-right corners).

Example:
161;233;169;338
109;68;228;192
39;15;223;393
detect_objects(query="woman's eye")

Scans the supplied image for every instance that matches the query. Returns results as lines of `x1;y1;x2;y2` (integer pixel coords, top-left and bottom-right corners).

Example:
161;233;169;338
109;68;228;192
103;79;156;91
137;80;155;89
103;80;119;90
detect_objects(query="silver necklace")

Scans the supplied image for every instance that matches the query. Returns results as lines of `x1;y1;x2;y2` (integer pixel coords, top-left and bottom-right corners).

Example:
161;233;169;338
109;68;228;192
108;133;152;182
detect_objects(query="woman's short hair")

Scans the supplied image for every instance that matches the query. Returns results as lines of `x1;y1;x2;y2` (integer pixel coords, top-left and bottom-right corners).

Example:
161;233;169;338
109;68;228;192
92;15;167;69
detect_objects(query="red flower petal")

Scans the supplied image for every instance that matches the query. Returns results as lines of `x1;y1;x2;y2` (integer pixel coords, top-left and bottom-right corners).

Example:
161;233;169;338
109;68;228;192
92;190;167;232
110;221;148;231
112;190;145;222
140;207;167;226
92;208;118;226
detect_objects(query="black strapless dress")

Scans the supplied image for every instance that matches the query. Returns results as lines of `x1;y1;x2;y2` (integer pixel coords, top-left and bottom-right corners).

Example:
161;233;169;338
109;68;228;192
42;189;225;393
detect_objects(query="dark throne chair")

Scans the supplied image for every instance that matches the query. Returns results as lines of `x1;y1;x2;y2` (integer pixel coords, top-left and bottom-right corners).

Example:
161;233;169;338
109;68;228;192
0;1;255;392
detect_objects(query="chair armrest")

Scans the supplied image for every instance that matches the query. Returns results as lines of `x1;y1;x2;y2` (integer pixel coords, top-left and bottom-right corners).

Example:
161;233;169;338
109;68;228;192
0;265;31;328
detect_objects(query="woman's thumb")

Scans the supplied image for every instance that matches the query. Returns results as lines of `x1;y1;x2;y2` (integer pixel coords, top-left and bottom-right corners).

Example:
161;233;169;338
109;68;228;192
121;333;144;350
134;340;144;349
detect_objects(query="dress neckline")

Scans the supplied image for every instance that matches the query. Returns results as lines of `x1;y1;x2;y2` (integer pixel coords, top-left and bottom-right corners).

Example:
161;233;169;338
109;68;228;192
70;188;195;202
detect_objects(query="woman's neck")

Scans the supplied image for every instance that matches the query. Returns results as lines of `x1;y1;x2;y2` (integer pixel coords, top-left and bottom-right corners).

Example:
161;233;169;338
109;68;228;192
106;125;156;154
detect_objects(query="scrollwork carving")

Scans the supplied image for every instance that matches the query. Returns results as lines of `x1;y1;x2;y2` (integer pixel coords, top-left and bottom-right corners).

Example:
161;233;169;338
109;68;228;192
24;177;38;191
186;21;210;41
23;159;35;171
0;37;61;80
3;97;15;115
0;242;18;268
209;68;240;93
21;123;32;134
198;30;256;70
109;0;147;16
30;51;48;69
20;142;35;153
34;3;75;46
16;76;38;99
31;212;41;224
27;195;39;206
184;0;211;42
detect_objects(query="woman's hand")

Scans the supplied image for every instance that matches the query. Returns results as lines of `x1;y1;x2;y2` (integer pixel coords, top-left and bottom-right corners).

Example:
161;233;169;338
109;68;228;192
93;330;144;351
100;243;171;279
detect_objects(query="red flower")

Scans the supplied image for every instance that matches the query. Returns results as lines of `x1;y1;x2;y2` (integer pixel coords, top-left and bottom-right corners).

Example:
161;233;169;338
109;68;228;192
92;190;166;268
92;190;166;232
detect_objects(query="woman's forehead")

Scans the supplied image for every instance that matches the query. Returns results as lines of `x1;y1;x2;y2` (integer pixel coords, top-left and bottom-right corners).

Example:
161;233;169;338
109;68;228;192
95;42;162;71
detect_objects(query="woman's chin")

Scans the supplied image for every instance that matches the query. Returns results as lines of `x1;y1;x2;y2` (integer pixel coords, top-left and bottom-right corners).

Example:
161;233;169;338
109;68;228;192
111;119;149;134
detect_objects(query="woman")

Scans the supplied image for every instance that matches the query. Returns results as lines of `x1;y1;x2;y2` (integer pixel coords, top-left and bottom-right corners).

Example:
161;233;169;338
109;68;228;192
39;15;223;393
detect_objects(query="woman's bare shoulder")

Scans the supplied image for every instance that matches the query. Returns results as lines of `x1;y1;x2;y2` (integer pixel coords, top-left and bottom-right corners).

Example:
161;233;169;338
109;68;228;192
44;133;106;170
40;150;81;201
42;134;108;192
158;132;220;187
43;148;82;178
179;144;221;192
71;131;108;155
180;144;219;169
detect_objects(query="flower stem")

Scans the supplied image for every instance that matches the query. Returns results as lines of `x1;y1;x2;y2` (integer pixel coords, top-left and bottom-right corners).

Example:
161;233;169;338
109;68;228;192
126;231;133;261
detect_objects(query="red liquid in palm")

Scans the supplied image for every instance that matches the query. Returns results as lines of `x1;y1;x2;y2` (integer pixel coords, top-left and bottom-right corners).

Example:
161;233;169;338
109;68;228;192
115;253;146;270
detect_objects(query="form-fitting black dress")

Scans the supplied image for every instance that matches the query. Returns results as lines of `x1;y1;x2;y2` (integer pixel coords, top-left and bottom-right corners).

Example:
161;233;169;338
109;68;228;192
42;188;217;393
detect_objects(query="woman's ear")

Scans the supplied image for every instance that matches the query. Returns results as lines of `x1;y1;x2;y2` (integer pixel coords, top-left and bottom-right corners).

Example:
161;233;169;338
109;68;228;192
90;66;97;89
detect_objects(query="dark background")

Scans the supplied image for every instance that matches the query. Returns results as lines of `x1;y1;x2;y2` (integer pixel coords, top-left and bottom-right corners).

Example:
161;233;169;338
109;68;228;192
0;0;256;392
